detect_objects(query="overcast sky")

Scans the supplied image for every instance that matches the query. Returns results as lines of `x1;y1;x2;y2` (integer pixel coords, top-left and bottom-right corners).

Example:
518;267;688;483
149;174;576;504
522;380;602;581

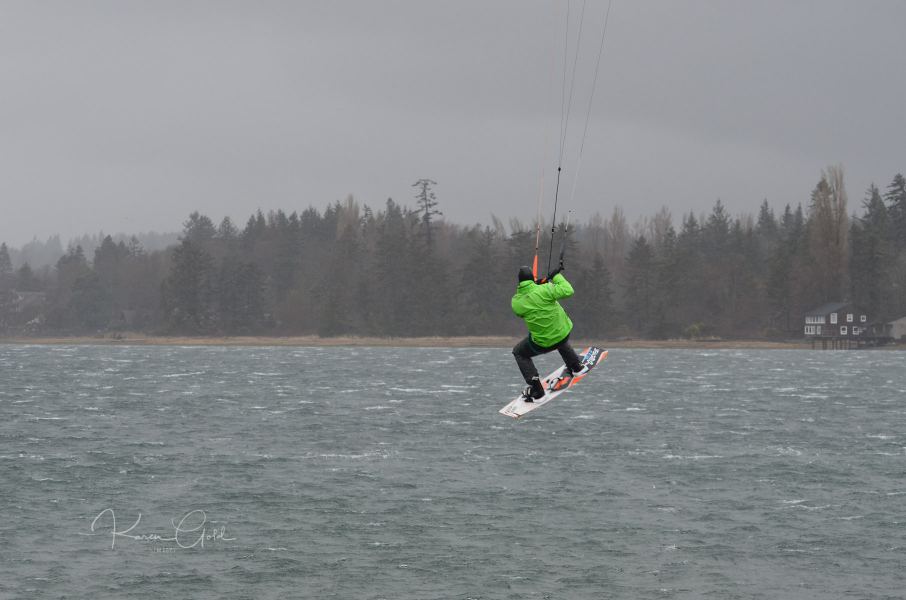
1;0;904;247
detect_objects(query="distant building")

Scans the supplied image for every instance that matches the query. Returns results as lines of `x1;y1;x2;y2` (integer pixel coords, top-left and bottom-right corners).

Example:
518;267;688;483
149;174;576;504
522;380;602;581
804;302;869;339
870;316;906;343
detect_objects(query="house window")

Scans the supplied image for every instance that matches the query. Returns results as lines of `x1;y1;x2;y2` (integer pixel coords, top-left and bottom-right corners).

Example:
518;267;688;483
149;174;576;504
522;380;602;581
816;325;822;335
831;313;838;324
840;326;847;335
853;327;861;335
860;315;867;323
847;313;853;323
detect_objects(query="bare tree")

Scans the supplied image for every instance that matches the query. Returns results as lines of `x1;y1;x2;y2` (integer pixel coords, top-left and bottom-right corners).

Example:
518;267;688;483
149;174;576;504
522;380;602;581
807;165;849;301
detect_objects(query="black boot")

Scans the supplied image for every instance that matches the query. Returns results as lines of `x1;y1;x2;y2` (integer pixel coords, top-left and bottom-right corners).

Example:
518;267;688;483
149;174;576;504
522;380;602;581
522;376;545;402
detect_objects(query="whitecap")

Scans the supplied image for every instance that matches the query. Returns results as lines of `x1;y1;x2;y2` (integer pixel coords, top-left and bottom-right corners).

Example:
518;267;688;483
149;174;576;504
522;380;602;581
775;447;802;456
662;454;722;460
162;371;205;378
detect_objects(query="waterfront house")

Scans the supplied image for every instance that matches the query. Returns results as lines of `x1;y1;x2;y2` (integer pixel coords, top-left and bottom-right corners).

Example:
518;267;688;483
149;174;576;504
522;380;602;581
803;302;869;339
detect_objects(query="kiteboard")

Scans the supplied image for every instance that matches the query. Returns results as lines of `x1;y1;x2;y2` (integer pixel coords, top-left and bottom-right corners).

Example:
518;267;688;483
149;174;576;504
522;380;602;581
499;346;607;419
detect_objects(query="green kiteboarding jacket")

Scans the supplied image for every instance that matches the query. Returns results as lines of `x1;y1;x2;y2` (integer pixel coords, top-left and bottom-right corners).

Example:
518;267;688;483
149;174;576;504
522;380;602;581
511;273;574;348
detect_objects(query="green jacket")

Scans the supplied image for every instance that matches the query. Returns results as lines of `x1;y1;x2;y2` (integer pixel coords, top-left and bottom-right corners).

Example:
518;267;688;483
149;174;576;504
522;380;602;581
511;273;574;348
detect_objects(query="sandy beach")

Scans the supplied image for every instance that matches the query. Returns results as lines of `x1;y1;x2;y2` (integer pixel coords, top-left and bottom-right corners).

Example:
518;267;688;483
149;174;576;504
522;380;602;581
0;333;825;350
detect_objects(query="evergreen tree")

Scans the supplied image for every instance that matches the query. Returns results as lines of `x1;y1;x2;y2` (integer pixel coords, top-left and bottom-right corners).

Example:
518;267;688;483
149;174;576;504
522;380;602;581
241;210;268;247
16;263;42;292
674;212;706;328
755;199;780;273
93;236;128;311
46;246;91;331
372;199;412;335
217;217;239;240
756;199;778;242
406;225;453;335
624;236;655;334
573;253;615;338
726;219;761;335
650;225;681;338
70;271;111;330
218;259;267;334
850;185;892;318
0;243;14;333
458;226;511;335
182;212;217;243
884;173;906;249
161;240;216;334
318;201;365;336
604;206;630;282
0;243;12;285
767;204;807;334
703;199;731;254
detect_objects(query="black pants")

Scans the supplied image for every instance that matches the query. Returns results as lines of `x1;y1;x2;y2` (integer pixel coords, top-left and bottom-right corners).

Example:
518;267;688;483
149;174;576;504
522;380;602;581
512;334;583;384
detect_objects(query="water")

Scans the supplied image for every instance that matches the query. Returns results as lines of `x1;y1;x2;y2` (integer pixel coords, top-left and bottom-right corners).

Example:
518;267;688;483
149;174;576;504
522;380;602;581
1;345;904;599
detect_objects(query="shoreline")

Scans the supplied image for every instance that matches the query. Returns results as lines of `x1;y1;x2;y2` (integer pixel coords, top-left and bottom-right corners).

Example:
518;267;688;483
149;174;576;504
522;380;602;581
0;334;833;350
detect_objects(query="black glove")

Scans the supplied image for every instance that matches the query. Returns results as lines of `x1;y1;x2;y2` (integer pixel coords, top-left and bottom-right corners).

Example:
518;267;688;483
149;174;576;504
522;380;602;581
547;265;563;279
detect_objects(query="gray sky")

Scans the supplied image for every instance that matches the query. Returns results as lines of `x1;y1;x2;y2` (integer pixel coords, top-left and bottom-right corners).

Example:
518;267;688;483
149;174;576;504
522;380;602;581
1;0;904;247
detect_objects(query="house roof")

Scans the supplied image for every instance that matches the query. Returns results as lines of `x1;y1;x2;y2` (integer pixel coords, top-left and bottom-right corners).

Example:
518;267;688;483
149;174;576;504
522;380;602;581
805;302;848;316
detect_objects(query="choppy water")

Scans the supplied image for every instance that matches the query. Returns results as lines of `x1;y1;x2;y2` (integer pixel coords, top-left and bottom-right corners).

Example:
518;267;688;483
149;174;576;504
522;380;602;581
1;345;904;599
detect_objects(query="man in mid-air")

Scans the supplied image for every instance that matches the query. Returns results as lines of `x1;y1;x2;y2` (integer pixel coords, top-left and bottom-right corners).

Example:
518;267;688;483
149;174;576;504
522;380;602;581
511;262;588;402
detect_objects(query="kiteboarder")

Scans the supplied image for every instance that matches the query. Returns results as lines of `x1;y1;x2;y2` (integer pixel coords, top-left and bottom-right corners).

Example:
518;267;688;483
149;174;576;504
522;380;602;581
511;262;589;401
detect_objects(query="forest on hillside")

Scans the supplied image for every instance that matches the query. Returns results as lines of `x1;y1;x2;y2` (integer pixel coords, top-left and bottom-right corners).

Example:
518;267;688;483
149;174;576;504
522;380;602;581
1;169;905;339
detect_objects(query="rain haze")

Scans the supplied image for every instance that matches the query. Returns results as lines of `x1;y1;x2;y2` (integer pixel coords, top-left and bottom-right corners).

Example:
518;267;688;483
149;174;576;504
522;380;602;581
1;0;904;247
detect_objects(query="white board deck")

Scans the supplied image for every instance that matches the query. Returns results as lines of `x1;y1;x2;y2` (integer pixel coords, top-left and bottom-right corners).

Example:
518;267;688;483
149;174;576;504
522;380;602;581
499;347;607;419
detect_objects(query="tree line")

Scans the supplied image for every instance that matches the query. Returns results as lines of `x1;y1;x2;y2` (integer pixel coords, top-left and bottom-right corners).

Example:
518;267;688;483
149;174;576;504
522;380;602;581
1;170;905;339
